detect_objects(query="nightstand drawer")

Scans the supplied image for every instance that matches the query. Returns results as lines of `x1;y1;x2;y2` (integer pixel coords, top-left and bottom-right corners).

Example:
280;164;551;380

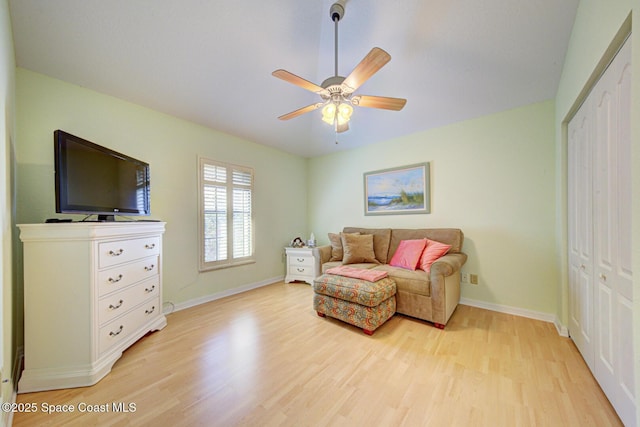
289;255;314;267
288;265;314;276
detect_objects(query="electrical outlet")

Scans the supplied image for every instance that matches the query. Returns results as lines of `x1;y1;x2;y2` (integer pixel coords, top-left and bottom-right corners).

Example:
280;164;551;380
469;274;479;285
461;273;469;283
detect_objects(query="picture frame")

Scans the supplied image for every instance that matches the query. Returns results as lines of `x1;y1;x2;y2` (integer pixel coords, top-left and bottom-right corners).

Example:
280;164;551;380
364;162;430;215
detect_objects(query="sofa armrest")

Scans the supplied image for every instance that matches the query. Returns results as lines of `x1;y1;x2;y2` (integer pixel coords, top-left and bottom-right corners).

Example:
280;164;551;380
430;253;468;277
429;252;467;326
313;245;332;265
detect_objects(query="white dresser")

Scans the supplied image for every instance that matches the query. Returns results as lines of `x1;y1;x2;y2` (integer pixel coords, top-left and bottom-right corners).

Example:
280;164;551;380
284;247;319;285
18;222;167;392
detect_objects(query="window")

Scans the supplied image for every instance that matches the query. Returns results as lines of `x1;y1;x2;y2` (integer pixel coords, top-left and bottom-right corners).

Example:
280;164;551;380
199;158;254;271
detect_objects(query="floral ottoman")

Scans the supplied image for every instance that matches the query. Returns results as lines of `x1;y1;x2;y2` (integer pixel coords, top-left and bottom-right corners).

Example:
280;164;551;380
313;273;397;335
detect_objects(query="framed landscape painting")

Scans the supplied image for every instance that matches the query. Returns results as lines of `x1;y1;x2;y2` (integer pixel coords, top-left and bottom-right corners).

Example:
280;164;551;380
364;163;430;215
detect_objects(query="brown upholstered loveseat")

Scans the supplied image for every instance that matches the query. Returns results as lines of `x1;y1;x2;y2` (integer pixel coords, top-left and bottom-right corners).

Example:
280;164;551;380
313;227;467;329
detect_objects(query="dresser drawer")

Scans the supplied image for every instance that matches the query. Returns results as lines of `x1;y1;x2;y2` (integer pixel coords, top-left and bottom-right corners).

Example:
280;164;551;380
97;278;160;326
98;236;160;268
98;297;161;355
97;255;159;297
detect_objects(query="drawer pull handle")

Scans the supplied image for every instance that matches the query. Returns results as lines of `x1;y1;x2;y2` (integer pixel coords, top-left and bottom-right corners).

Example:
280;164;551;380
297;268;305;273
600;274;607;281
108;274;123;284
109;325;124;337
297;258;305;262
145;306;156;315
145;264;155;272
145;243;156;249
144;285;156;293
109;300;124;310
108;249;124;256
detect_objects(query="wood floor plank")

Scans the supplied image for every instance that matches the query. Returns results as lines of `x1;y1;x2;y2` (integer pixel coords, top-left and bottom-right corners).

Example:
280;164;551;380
13;281;622;426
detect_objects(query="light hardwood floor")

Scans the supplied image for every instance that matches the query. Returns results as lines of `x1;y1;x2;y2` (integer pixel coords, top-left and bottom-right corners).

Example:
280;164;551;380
13;281;622;426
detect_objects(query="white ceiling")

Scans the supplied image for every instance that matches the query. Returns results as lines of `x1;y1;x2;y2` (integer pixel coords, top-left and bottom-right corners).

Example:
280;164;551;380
9;0;579;158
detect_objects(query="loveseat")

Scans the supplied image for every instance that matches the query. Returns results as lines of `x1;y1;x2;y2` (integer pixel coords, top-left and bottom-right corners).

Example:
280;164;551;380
313;227;467;329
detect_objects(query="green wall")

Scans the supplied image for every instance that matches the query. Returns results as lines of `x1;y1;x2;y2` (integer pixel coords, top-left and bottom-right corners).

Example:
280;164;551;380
15;69;308;308
0;0;16;417
309;100;559;318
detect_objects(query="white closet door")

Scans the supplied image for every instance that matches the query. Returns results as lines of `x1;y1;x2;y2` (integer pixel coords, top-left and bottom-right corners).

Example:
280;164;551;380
568;36;634;426
592;37;634;425
568;100;594;370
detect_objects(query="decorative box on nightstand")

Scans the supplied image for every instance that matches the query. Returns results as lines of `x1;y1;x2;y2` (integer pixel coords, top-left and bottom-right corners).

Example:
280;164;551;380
285;246;319;285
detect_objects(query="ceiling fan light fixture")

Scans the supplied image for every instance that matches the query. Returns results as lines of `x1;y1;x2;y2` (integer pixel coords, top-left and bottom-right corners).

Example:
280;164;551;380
337;102;353;124
321;101;353;126
321;103;336;125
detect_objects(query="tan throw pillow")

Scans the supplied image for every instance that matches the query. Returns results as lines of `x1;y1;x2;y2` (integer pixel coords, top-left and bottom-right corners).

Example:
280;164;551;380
328;232;359;261
341;233;379;265
328;233;343;261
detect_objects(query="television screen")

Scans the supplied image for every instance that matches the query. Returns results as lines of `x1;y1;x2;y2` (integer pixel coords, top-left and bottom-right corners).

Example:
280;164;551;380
54;130;150;219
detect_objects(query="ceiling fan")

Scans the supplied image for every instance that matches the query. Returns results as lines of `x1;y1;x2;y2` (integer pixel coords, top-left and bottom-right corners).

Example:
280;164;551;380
272;1;407;134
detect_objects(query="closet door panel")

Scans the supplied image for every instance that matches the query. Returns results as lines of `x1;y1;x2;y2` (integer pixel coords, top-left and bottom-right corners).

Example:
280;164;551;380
616;60;633;300
567;102;594;368
567;122;580;259
577;115;593;266
619;297;634;400
596;283;614;373
593;81;616;390
594;88;614;275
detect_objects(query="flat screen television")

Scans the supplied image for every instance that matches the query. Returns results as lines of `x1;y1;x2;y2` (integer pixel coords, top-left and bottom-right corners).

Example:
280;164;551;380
54;130;150;221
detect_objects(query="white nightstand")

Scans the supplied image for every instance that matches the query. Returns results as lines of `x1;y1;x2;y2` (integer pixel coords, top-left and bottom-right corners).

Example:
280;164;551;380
285;247;319;285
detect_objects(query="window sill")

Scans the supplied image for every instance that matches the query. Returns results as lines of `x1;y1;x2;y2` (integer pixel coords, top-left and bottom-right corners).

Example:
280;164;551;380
199;258;256;272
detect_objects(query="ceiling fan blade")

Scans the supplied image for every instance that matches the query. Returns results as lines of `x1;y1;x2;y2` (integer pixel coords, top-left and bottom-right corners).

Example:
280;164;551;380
278;103;323;121
352;95;407;111
341;48;391;94
272;70;329;96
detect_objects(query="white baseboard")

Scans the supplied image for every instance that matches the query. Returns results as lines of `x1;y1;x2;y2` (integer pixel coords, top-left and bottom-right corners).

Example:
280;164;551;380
1;346;24;427
164;281;572;338
460;298;569;337
168;275;285;313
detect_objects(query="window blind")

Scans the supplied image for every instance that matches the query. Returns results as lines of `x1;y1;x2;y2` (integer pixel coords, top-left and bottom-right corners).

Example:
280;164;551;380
199;158;254;270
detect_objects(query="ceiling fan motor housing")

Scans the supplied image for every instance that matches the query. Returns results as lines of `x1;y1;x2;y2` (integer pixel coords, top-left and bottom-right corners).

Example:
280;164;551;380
320;76;351;103
321;76;345;89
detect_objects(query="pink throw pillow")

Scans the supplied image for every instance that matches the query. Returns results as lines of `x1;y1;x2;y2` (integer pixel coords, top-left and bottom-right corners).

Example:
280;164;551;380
389;239;428;271
419;239;452;273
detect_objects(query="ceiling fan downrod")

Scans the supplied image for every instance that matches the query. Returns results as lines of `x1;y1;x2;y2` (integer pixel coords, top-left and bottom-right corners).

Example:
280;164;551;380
330;2;344;78
328;2;348;133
